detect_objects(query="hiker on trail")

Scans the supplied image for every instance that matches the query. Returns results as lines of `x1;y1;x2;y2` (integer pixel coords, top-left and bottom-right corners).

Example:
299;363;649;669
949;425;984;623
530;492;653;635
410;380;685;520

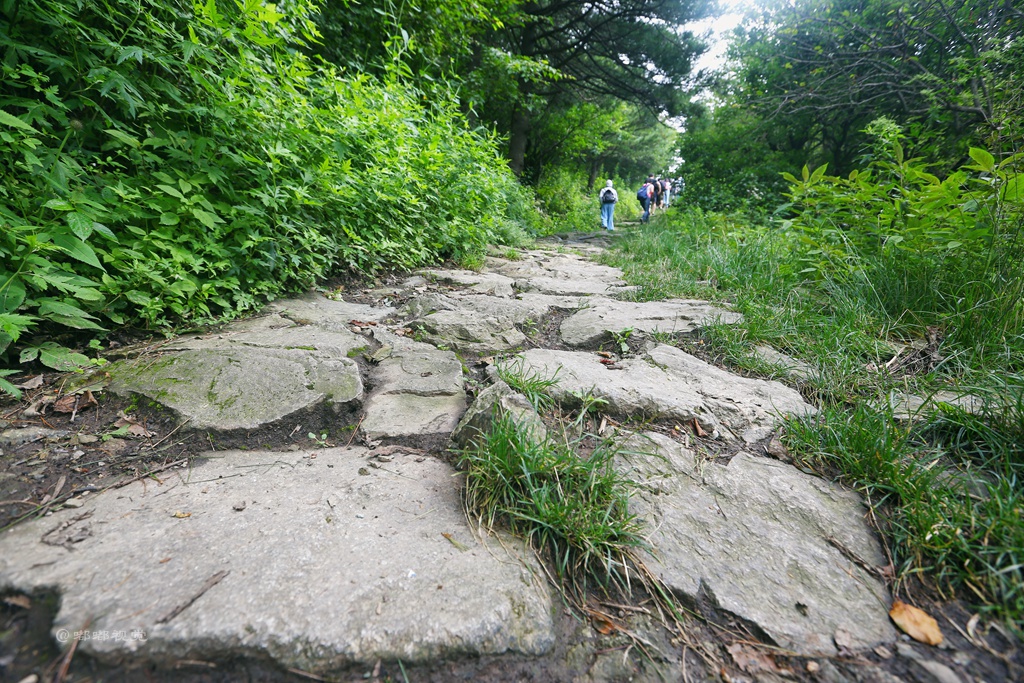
653;177;664;210
662;178;672;207
637;179;654;223
599;179;618;231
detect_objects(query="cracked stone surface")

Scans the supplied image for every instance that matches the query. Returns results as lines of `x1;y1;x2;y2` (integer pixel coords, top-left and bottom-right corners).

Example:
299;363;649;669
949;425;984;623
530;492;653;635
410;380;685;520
0;448;555;672
107;345;363;432
560;298;743;348
3;241;911;678
619;431;896;656
361;331;467;442
507;346;813;441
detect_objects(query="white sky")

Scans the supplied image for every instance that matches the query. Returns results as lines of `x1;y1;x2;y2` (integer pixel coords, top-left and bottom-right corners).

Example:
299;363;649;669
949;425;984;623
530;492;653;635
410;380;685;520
689;0;761;74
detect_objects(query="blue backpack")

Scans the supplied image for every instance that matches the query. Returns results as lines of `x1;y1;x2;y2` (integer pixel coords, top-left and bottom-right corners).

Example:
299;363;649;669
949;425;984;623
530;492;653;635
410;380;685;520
636;185;648;202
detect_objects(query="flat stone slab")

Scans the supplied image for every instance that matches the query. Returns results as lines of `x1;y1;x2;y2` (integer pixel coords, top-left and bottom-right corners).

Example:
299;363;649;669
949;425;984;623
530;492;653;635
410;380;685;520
509;346;813;441
560;299;743;348
362;332;467;442
107;345;362;432
889;391;984;420
485;252;626;285
406;292;585;354
420;269;516;298
620;432;896;656
267;291;396;330
0;448;555;672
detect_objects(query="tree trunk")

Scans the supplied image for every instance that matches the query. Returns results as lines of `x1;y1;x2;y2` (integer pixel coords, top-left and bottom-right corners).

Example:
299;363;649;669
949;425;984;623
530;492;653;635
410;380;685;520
587;158;601;191
509;105;530;177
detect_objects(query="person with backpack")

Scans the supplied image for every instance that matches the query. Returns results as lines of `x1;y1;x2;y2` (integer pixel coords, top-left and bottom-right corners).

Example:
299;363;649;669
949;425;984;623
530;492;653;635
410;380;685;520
637;179;654;223
653;177;664;211
598;179;618;231
662;178;672;207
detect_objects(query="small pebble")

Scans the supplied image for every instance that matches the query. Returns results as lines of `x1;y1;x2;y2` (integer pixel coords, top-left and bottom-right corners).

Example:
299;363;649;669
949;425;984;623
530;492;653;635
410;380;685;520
806;661;820;673
63;498;84;509
355;513;364;519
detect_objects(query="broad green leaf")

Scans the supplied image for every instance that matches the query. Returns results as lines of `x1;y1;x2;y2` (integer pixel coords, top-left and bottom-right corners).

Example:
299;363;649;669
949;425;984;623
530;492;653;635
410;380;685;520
22;342;93;372
51;233;103;269
0;277;26;313
160;212;181;225
157;184;186;200
91;223;119;242
43;199;75;211
1000;175;1021;202
191;207;222;228
105;128;142;148
0;312;35;338
124;290;153;306
0;109;39;134
67;211;94;240
969;147;995;172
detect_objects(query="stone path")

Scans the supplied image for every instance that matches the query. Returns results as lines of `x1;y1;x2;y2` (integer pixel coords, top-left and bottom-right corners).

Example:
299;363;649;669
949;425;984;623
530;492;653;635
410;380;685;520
0;239;906;679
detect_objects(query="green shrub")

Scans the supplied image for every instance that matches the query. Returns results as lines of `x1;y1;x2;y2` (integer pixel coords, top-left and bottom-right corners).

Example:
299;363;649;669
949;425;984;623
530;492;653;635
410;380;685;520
0;0;533;380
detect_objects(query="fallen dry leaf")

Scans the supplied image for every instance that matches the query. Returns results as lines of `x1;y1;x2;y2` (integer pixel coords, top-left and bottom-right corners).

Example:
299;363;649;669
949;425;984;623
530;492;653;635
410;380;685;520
78;390;98;409
125;423;155;437
3;595;31;609
53;395;78;413
596;351;613;359
171;511;192;519
727;643;778;674
889;600;943;646
14;375;44;390
591;615;618;635
692;418;708;437
599;358;616;365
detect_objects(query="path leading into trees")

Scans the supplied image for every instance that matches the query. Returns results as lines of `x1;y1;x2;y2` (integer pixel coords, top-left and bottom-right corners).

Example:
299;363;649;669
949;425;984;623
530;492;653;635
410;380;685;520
1;232;967;681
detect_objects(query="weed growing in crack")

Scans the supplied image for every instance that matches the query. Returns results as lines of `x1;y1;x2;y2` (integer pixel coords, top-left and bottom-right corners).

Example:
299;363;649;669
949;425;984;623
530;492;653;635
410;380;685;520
496;356;559;411
458;412;645;598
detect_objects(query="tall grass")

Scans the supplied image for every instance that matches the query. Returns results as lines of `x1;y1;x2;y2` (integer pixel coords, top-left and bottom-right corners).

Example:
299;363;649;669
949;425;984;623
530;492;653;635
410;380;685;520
605;208;1024;630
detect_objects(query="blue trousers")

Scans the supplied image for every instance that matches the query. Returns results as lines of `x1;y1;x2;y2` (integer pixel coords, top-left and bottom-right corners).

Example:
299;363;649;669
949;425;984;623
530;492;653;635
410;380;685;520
601;202;615;230
641;197;651;223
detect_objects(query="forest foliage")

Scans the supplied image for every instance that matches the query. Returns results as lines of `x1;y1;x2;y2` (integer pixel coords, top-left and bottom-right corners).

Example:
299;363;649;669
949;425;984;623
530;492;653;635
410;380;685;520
0;0;536;386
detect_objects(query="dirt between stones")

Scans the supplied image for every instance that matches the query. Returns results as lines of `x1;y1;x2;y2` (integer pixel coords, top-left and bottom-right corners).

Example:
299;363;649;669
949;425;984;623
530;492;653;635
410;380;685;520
1;244;1022;683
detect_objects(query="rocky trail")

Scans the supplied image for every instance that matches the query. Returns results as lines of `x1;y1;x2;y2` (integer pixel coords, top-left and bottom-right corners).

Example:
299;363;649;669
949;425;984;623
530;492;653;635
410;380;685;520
0;233;1019;683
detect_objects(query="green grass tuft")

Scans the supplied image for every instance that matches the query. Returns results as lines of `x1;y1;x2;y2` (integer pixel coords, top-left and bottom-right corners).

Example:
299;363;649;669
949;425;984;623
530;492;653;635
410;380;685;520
459;413;645;597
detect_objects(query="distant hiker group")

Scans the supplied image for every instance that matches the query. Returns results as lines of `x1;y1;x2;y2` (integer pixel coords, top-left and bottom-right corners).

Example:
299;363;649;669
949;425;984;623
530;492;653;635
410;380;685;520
636;176;673;224
599;176;677;231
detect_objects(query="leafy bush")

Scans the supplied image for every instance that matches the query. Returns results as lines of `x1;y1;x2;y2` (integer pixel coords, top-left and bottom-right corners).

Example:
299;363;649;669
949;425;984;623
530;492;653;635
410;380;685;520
782;121;1024;365
0;0;532;379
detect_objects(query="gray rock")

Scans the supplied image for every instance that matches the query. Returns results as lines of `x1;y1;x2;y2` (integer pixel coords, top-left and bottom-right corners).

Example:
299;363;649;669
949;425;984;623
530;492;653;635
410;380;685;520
362;332;467;442
517;276;634;297
412;310;528;355
911;660;962;683
889;392;983;421
407;292;581;354
650;345;814;442
450;380;547;452
619;432;896;656
0;426;70;449
752;345;818;381
107;345;362;432
509;347;812;442
560;299;743;348
420;269;517;298
0;448;554;672
267;291;395;330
